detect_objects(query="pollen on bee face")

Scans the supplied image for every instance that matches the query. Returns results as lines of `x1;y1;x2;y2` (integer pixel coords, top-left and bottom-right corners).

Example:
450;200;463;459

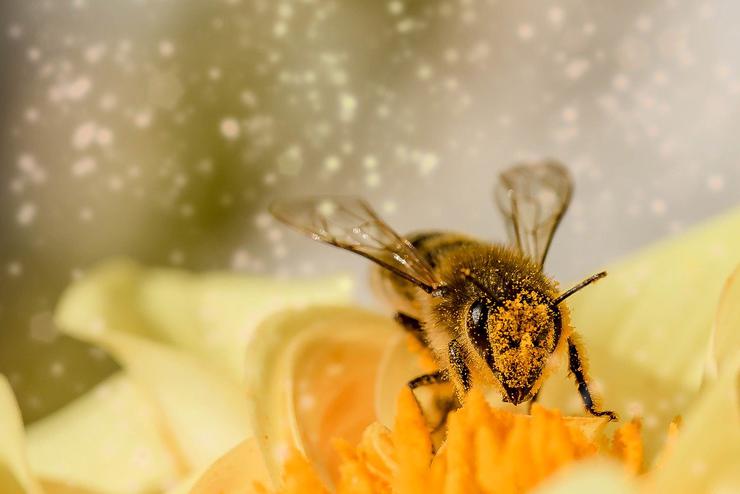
490;291;556;388
491;291;554;346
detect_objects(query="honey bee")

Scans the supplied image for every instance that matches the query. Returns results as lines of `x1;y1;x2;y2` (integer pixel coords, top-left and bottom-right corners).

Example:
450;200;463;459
270;161;616;420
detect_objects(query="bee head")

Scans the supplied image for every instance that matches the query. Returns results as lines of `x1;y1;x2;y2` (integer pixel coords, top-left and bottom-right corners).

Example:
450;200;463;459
466;290;560;405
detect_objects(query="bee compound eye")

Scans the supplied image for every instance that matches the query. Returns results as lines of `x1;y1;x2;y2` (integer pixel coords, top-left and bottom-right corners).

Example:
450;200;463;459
469;299;487;328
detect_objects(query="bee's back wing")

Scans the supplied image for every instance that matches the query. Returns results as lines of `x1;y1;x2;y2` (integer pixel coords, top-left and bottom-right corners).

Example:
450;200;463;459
270;196;442;292
494;161;573;267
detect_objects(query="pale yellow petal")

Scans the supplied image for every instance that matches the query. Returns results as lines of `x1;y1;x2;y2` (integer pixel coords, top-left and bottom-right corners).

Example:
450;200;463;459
83;332;250;470
540;208;740;458
707;264;740;378
189;438;272;494
570;207;740;386
53;259;354;478
38;479;100;494
161;471;200;494
374;334;425;428
26;373;181;494
532;459;637;494
0;375;44;494
244;306;397;488
55;258;353;382
48;322;250;474
647;354;740;494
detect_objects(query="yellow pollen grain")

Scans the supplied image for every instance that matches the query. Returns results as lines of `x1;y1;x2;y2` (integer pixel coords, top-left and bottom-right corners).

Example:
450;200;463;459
490;292;555;388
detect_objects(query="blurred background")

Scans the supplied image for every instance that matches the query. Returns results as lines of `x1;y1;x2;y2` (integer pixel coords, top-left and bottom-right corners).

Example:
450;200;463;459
1;0;739;424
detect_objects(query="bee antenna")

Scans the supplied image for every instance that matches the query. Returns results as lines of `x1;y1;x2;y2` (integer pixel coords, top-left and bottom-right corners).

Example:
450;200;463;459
552;271;607;306
461;268;497;301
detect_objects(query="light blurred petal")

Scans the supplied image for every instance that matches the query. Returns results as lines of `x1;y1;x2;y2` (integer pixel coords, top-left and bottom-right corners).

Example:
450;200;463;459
78;331;250;471
0;375;44;494
26;373;181;494
56;299;251;475
53;259;353;483
55;258;353;381
707;264;740;378
647;354;740;493
244;306;397;488
189;438;271;494
570;207;740;386
374;334;422;428
539;208;740;458
533;459;637;494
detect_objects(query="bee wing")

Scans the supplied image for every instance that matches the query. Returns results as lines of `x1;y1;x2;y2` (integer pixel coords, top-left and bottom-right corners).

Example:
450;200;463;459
270;196;442;292
494;161;573;267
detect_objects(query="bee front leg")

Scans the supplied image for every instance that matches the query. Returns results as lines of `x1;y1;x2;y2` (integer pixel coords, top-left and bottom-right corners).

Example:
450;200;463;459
567;336;618;421
408;369;449;389
407;369;456;439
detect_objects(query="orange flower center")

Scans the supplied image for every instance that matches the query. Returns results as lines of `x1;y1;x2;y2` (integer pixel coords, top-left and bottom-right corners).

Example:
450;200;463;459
272;388;646;494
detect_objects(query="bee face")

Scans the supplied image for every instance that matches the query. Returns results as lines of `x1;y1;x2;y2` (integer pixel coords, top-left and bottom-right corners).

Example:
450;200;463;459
482;292;560;404
462;289;560;404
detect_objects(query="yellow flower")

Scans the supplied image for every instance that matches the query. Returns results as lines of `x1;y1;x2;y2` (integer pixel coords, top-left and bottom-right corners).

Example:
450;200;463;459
0;208;738;493
0;261;353;493
191;208;740;494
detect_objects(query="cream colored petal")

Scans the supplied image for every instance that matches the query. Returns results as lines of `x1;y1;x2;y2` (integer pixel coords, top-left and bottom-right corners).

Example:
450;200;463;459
533;459;637;494
244;306;397;488
26;373;180;494
539;208;740;458
707;264;740;379
52;259;354;479
55;259;353;382
38;479;100;494
647;354;740;494
49;319;251;476
0;375;44;494
590;209;739;379
570;207;740;386
161;472;199;494
80;332;251;471
374;334;424;428
188;438;272;494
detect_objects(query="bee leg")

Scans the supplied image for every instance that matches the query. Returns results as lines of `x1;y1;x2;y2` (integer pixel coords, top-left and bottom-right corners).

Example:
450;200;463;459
448;339;471;392
429;394;459;449
394;312;427;347
407;370;453;437
408;368;449;389
567;337;618;421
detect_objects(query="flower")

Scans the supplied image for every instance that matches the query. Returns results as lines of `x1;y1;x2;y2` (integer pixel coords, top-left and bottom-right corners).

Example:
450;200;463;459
192;207;740;494
0;208;738;493
0;260;354;493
